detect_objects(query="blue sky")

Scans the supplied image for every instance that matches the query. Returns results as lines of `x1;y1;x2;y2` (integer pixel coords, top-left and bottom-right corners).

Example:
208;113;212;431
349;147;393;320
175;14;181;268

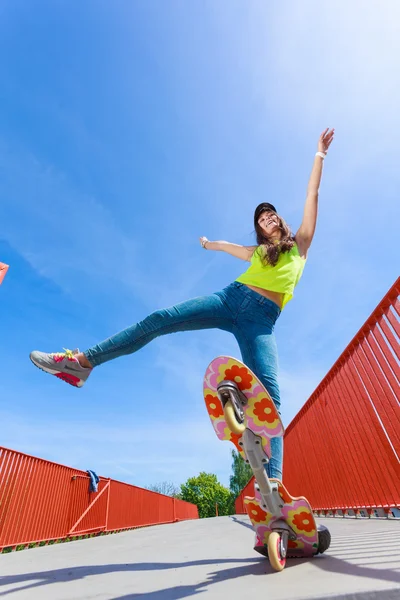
0;0;398;489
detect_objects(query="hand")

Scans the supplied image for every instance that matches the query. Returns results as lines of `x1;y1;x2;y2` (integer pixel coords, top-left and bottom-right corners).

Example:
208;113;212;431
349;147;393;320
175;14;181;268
318;128;335;154
199;236;209;249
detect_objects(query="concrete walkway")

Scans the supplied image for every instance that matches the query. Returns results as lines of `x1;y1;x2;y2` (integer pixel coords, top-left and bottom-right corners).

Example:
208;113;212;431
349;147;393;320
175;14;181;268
1;515;399;599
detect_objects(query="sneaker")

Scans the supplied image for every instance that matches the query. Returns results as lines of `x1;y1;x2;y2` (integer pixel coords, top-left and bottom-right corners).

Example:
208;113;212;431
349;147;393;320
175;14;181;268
29;348;92;388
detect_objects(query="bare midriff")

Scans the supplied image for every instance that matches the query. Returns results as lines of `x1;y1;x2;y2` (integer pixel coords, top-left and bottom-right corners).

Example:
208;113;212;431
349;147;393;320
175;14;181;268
244;284;283;309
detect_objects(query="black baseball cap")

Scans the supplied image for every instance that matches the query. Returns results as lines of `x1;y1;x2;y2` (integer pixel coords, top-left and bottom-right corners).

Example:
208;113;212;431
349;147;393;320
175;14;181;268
254;202;277;227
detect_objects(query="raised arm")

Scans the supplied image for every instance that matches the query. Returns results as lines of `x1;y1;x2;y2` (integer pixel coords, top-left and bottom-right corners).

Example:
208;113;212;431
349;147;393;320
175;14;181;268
199;237;256;262
295;128;334;258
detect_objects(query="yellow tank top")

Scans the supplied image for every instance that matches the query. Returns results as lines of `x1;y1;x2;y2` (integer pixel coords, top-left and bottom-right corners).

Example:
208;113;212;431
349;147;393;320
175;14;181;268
236;243;306;309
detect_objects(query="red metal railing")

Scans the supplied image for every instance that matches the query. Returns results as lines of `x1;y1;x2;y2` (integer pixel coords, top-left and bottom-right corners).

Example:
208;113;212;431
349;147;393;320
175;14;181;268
234;477;255;514
236;277;400;515
0;447;198;551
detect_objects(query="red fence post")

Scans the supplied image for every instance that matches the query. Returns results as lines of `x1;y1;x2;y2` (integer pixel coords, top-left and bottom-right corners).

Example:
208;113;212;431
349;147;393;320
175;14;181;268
105;479;111;532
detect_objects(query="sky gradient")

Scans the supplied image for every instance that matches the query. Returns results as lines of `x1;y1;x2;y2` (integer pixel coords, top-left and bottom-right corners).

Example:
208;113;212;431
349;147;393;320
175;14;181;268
1;0;398;488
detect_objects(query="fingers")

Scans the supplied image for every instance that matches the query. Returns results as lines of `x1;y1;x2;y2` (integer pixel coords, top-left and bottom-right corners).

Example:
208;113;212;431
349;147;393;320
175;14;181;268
321;127;335;140
326;129;335;146
318;128;335;155
320;127;329;139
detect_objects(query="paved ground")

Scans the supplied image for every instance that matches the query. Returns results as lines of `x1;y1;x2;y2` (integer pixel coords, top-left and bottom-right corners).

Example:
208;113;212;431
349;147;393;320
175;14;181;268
0;515;399;599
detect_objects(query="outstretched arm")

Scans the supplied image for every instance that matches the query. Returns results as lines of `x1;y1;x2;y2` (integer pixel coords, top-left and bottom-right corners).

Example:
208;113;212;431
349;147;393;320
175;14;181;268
295;128;334;257
199;237;256;262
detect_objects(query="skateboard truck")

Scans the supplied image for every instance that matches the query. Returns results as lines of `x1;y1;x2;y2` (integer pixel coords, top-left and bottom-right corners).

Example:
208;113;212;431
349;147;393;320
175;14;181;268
217;381;291;526
240;428;296;541
217;381;247;424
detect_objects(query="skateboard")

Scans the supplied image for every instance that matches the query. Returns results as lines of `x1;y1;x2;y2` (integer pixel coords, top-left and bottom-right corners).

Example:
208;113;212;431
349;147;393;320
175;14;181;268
203;355;330;571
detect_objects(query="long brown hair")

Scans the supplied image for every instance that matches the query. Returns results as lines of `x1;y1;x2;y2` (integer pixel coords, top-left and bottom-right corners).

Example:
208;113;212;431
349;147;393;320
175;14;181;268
254;205;295;267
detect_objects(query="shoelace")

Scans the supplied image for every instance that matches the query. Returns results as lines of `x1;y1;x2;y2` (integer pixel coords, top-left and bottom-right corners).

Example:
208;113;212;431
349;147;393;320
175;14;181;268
50;348;77;359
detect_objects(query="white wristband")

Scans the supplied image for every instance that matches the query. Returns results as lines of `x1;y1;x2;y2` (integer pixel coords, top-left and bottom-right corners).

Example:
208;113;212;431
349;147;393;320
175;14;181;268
316;151;326;159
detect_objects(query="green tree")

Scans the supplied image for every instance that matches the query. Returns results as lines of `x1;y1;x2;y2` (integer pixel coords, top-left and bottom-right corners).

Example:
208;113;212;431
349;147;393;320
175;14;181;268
229;449;253;497
180;472;234;518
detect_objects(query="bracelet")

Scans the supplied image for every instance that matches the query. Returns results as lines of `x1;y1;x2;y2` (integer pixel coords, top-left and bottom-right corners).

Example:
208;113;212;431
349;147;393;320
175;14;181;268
201;239;209;249
316;151;326;159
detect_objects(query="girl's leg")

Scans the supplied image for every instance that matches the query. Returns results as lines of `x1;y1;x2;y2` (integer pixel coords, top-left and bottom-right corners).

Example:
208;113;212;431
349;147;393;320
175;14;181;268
236;327;283;480
232;287;283;480
30;292;233;386
84;292;233;366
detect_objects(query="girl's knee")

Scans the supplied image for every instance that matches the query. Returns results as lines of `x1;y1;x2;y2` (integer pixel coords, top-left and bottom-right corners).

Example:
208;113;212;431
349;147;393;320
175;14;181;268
141;308;170;329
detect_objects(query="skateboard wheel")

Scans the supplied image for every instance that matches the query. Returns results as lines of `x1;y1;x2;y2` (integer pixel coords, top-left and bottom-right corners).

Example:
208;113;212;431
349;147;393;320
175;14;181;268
316;524;331;554
267;531;286;572
223;399;246;435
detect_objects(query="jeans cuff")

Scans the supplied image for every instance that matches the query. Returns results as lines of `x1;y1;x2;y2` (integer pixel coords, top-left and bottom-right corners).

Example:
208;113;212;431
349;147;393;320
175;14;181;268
83;350;100;368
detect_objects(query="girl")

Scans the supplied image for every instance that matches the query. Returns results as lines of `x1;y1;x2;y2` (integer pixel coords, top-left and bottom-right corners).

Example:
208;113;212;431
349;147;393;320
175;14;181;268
30;128;334;480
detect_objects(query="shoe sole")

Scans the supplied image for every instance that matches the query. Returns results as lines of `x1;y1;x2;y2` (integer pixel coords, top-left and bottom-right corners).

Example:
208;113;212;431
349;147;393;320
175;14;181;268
30;355;84;388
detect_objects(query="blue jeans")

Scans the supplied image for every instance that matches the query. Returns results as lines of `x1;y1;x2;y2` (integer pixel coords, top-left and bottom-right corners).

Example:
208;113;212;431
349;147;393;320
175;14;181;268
85;282;283;479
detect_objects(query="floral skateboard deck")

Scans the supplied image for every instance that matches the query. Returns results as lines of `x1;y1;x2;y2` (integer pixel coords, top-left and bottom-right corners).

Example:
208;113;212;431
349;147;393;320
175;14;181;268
203;356;318;560
203;355;284;460
246;480;318;558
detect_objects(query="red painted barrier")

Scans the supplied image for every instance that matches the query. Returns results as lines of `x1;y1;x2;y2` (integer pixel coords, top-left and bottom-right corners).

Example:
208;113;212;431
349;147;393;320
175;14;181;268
236;278;400;515
0;447;198;551
235;477;254;514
